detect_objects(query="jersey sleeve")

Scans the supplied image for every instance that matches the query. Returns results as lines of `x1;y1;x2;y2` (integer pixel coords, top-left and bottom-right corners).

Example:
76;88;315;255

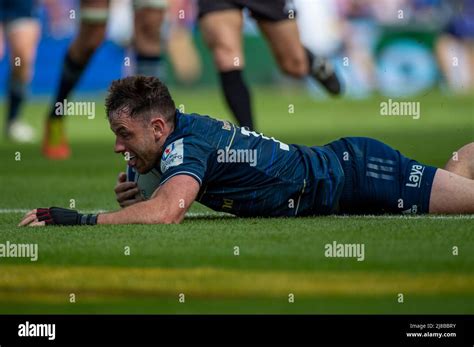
159;136;212;186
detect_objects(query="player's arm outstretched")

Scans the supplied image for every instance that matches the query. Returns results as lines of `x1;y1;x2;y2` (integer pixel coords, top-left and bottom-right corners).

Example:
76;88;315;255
18;175;199;227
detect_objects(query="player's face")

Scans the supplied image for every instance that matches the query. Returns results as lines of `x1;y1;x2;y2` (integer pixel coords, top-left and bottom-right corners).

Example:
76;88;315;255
110;115;163;174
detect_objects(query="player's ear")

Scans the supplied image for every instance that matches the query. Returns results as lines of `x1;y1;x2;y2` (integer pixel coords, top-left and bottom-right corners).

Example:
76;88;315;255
150;117;165;141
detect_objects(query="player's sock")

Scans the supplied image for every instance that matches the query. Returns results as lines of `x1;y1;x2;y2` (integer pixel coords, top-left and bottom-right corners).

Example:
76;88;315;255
43;52;81;158
49;52;88;119
305;48;341;95
136;53;162;77
5;77;34;142
6;76;26;129
219;70;254;130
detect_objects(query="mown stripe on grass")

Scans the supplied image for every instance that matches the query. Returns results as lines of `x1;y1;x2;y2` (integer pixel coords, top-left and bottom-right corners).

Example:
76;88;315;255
0;265;473;301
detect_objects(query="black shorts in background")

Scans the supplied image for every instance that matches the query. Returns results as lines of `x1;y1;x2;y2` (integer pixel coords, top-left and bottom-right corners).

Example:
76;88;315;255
198;0;295;22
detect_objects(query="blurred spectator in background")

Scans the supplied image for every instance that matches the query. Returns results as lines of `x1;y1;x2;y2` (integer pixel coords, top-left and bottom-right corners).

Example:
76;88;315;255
436;0;474;92
1;0;40;142
371;0;445;97
335;0;470;98
337;0;379;98
294;0;344;97
295;0;343;58
42;0;168;160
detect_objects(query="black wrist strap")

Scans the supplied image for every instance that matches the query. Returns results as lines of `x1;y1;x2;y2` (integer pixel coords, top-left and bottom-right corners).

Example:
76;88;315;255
79;214;98;225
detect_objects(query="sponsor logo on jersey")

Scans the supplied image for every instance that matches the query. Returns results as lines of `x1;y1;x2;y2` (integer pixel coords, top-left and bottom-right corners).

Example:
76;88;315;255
161;138;184;173
406;164;424;188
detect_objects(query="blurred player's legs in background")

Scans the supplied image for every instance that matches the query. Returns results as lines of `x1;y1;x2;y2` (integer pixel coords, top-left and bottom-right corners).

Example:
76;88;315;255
257;19;341;94
430;143;474;213
133;0;166;76
43;0;166;160
435;0;474;93
43;0;109;159
1;0;40;143
167;0;202;84
199;9;254;129
199;0;341;130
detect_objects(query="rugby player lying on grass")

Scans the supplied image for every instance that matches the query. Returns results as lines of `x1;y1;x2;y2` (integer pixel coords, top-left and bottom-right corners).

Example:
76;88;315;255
19;76;474;227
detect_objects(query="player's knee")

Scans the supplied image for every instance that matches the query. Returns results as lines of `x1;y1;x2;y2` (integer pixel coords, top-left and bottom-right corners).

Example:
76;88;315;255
445;143;474;179
134;22;162;55
14;64;33;82
135;24;160;44
10;54;34;81
279;54;308;78
75;27;106;57
135;12;162;42
213;46;244;71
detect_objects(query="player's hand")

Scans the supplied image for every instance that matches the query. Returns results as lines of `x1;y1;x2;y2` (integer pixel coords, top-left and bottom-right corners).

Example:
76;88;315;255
115;172;144;208
18;209;45;227
18;207;98;227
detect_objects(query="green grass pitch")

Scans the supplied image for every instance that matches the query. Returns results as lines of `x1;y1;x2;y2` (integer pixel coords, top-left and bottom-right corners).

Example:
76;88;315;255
0;88;473;313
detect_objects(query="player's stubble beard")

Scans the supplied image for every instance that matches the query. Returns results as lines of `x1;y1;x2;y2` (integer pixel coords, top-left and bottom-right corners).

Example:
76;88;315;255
134;126;166;175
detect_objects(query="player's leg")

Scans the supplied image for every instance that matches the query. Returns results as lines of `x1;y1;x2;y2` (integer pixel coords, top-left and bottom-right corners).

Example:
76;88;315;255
257;18;341;95
329;137;474;215
3;0;40;142
198;0;254;129
443;143;474;179
327;137;406;214
257;19;307;78
429;143;474;213
43;0;109;159
133;0;167;76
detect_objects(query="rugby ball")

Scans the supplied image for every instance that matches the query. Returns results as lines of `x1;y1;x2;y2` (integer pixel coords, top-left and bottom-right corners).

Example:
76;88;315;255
126;165;162;199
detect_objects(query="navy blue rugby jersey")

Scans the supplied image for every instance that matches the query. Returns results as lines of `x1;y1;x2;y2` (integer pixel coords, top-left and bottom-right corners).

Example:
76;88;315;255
156;111;345;216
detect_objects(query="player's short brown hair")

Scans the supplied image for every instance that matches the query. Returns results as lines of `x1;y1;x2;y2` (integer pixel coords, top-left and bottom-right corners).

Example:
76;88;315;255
105;76;176;124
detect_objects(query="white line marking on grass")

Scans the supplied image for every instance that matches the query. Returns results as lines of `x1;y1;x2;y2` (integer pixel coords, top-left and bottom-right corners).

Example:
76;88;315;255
0;209;233;218
0;209;110;214
0;209;471;219
333;215;474;220
186;212;234;218
0;209;30;213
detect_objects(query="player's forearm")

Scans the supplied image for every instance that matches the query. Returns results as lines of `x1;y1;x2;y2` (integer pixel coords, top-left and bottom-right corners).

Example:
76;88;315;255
97;175;198;225
97;199;182;225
